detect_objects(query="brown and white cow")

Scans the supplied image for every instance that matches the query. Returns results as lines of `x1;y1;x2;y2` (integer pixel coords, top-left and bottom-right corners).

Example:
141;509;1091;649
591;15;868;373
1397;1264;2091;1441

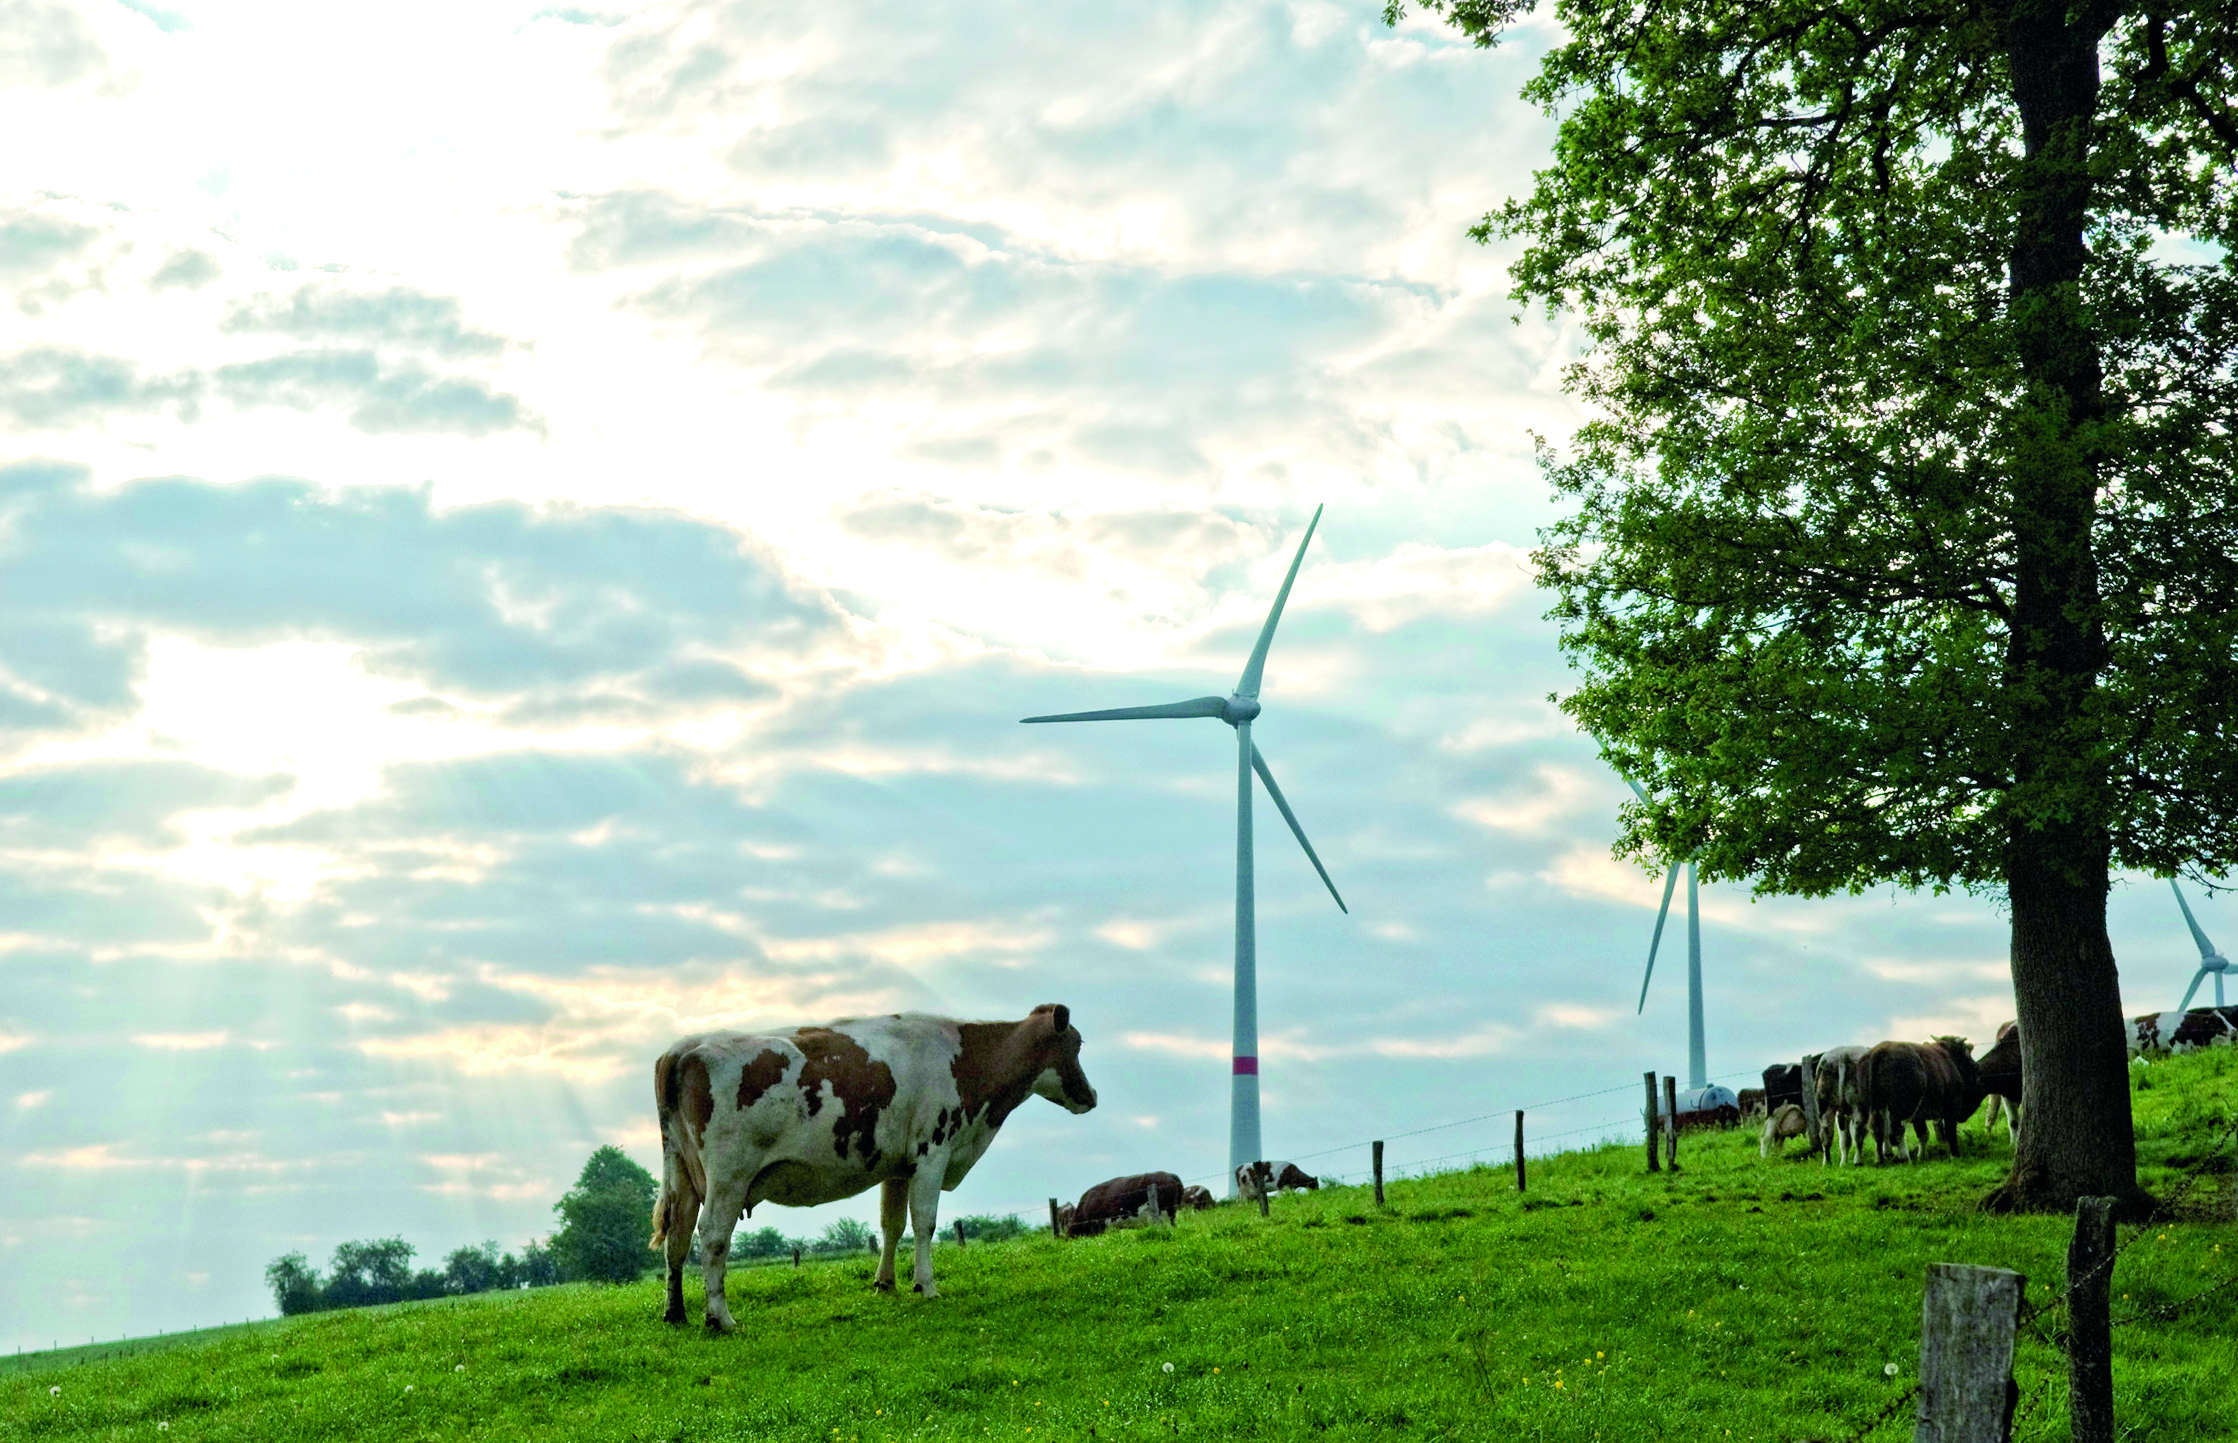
1179;1184;1215;1211
1235;1160;1319;1203
1856;1036;1982;1164
1065;1171;1183;1237
650;1004;1097;1331
1976;1021;2022;1145
2127;1005;2238;1055
1759;1102;1808;1158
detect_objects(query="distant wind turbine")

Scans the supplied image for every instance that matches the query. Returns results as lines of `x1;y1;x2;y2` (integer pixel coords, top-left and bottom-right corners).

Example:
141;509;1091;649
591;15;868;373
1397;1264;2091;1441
2170;879;2230;1012
1620;772;1736;1117
1023;506;1348;1189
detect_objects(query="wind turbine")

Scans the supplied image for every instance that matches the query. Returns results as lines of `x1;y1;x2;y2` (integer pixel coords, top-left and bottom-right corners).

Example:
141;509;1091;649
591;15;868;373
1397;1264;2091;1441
1620;773;1735;1117
1022;505;1348;1189
2170;879;2231;1012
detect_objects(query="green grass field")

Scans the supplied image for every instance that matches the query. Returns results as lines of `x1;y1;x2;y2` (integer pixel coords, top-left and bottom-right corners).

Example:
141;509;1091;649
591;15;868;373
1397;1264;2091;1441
6;1048;2233;1442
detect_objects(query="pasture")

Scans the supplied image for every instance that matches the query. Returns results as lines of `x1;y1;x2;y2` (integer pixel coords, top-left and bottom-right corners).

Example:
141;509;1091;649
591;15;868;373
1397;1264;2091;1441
5;1046;2232;1442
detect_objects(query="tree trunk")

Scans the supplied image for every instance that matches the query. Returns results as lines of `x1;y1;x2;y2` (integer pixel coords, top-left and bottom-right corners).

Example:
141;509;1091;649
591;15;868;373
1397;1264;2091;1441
1984;0;2146;1216
1991;852;2148;1214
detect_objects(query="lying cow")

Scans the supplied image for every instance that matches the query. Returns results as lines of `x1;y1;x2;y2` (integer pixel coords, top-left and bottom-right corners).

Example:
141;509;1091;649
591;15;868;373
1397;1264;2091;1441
1856;1036;1981;1164
651;1004;1097;1331
1180;1184;1215;1211
1976;1021;2022;1145
1736;1087;1767;1122
1759;1102;1808;1158
1807;1044;1869;1166
1065;1171;1184;1237
1235;1160;1320;1203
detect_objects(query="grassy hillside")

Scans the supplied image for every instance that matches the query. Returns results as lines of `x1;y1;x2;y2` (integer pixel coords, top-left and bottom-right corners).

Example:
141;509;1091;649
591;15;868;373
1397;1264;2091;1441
6;1047;2233;1442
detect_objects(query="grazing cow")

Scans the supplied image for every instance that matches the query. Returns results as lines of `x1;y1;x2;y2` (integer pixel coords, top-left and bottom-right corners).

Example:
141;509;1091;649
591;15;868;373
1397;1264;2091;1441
1808;1045;1870;1166
1759;1102;1808;1158
1976;1021;2022;1145
1180;1184;1215;1211
650;1004;1097;1331
2127;1005;2238;1055
1065;1171;1184;1237
1737;1087;1767;1121
1235;1160;1320;1203
1856;1037;1982;1164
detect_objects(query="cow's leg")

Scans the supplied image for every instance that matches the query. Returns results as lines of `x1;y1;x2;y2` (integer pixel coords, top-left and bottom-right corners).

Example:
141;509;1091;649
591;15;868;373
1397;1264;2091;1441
695;1175;750;1335
662;1182;701;1326
874;1176;907;1293
906;1165;943;1297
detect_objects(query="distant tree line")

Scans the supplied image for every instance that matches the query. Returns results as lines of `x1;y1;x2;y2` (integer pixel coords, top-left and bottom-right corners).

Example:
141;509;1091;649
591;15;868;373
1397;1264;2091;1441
265;1145;1039;1315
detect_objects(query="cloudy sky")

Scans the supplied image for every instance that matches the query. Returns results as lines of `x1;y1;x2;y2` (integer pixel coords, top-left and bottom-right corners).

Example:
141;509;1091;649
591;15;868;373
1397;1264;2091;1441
0;0;2224;1351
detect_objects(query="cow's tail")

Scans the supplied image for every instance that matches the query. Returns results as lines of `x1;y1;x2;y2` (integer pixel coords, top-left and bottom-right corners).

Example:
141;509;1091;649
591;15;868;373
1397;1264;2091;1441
649;1048;706;1249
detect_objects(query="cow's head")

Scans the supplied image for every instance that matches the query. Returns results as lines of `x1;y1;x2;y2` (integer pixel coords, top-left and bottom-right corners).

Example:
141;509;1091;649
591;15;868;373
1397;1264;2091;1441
1026;1003;1098;1114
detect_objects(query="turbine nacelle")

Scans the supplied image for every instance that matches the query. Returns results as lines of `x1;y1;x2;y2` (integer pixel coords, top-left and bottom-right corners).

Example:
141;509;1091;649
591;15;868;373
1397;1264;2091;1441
2172;879;2231;1013
1223;694;1262;725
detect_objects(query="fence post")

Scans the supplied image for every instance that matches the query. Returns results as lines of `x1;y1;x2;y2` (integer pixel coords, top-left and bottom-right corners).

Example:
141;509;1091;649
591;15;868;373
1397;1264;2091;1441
1049;1198;1063;1238
2066;1197;2116;1443
1514;1110;1526;1192
791;1247;800;1268
954;1219;966;1248
1914;1262;2025;1443
1255;1161;1272;1218
1373;1140;1385;1206
1146;1184;1163;1226
1663;1075;1681;1171
1643;1071;1661;1172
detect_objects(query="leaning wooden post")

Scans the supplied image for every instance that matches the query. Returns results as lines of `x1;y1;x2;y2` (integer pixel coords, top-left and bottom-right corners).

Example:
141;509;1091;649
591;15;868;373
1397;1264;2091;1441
1914;1262;2025;1443
1048;1198;1063;1238
1373;1140;1385;1206
1255;1162;1272;1218
1514;1110;1526;1191
2066;1197;2117;1443
1663;1075;1681;1171
1643;1071;1662;1172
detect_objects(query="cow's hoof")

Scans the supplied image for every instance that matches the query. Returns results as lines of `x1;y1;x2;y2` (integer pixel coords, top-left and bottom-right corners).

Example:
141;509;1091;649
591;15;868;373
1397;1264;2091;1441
872;1279;895;1293
664;1307;688;1327
704;1318;734;1336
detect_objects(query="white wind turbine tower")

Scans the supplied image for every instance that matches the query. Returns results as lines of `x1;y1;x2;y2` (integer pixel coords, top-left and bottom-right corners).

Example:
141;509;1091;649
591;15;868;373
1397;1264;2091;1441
1022;506;1348;1188
2170;879;2230;1012
1621;772;1737;1118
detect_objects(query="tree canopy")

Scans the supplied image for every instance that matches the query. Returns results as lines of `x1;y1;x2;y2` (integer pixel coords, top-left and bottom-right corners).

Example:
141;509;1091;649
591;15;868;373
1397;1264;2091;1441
1396;0;2236;1209
550;1145;663;1284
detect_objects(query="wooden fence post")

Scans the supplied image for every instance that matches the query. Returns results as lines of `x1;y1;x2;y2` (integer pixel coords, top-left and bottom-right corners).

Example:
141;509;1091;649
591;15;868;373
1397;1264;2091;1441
1514;1110;1526;1192
1145;1184;1162;1226
1255;1162;1272;1218
1914;1262;2025;1443
1049;1198;1063;1238
1663;1075;1681;1171
2066;1197;2116;1443
954;1219;966;1247
1799;1053;1822;1159
1373;1140;1385;1206
791;1246;801;1268
1643;1071;1662;1172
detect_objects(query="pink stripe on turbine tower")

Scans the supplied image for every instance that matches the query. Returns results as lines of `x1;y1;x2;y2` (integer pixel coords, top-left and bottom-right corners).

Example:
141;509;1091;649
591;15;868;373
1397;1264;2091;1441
1023;506;1348;1193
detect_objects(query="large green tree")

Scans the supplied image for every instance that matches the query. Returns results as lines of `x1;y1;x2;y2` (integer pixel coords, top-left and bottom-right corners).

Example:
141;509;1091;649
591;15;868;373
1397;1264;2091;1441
1395;0;2237;1211
550;1145;663;1283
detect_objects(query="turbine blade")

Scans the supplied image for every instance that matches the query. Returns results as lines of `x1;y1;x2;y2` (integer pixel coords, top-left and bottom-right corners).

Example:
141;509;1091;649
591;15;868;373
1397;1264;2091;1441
2177;967;2208;1014
1250;744;1345;913
1638;866;1681;1013
1021;696;1228;724
2171;879;2220;960
1235;505;1323;700
1620;771;1650;805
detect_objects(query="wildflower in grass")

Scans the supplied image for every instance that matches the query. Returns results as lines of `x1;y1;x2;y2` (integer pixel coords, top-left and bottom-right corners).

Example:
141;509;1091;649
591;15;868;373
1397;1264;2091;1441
1884;1364;1899;1377
405;1385;414;1393
454;1364;465;1373
50;1386;60;1397
1162;1363;1174;1374
159;1424;169;1432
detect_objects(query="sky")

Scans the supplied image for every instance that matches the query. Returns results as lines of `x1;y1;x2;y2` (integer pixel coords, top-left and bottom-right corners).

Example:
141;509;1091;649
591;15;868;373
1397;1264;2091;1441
0;0;2227;1352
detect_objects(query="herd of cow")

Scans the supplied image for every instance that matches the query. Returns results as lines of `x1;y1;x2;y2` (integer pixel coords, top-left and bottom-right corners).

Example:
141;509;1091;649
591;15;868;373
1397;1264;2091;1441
638;999;2238;1331
1745;1002;2238;1167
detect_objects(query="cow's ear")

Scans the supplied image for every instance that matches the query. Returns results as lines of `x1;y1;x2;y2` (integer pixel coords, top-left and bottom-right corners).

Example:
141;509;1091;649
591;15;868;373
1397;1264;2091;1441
1047;1003;1070;1035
